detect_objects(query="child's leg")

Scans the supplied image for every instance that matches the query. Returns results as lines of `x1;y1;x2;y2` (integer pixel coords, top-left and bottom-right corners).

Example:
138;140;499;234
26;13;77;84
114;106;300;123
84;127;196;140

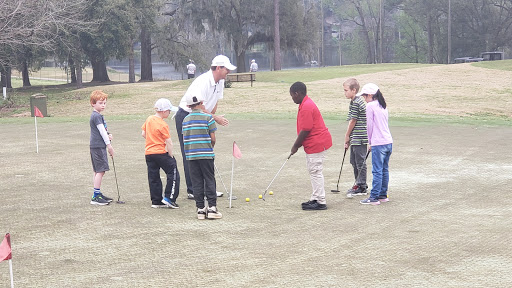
161;154;180;202
93;172;105;189
380;144;393;197
189;160;206;208
146;154;163;205
370;145;384;199
201;159;217;208
306;151;326;204
352;144;367;188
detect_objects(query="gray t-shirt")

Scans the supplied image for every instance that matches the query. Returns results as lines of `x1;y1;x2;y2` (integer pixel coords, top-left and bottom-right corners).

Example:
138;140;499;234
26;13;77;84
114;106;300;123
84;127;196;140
90;111;107;148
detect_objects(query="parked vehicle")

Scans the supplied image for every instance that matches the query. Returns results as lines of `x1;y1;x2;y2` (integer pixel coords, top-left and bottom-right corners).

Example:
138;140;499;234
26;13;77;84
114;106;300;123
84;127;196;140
480;51;504;61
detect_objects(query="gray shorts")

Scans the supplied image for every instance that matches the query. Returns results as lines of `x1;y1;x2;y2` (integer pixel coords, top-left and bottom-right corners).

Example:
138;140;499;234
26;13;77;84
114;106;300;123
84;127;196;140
90;148;109;173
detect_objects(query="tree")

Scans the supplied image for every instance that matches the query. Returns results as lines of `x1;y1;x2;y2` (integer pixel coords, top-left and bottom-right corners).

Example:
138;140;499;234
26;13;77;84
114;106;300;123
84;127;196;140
274;0;282;70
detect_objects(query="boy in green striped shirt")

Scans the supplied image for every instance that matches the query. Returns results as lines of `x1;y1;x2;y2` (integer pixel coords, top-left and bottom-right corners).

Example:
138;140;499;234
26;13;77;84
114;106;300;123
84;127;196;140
343;78;369;198
182;93;222;220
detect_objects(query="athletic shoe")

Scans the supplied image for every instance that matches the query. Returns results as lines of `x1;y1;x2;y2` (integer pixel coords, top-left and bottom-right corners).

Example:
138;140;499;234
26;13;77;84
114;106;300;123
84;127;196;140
197;207;207;220
216;191;223;197
151;203;168;208
207;206;223;219
187;193;194;200
301;200;317;207
90;196;110;206
347;185;368;197
100;193;113;203
162;197;179;209
378;196;389;203
302;201;327;210
360;197;381;205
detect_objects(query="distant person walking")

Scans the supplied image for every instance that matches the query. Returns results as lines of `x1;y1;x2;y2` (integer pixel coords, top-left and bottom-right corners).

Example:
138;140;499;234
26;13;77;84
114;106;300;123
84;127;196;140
175;55;236;200
186;60;196;79
249;59;258;72
359;83;393;205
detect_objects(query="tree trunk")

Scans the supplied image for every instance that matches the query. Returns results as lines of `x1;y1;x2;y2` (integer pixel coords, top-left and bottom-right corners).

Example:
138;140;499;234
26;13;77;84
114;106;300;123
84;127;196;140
5;66;12;88
22;60;31;87
427;15;433;64
129;41;135;83
355;3;375;64
76;59;83;89
273;0;282;70
140;26;153;81
236;49;246;73
90;58;110;82
68;56;77;83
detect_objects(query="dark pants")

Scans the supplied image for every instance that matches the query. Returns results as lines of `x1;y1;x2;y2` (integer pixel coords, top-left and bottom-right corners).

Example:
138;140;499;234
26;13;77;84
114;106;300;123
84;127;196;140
188;74;195;79
189;159;216;209
350;144;367;188
145;153;180;205
175;108;193;195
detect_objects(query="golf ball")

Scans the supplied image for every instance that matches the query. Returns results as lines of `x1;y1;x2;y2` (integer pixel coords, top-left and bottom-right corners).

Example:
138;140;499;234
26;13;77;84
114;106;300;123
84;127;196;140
259;194;263;199
269;191;274;195
246;198;250;202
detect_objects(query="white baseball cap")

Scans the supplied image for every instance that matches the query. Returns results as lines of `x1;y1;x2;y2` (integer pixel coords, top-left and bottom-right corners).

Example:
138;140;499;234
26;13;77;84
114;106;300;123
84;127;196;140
211;55;237;71
186;93;204;106
356;83;380;96
154;98;178;112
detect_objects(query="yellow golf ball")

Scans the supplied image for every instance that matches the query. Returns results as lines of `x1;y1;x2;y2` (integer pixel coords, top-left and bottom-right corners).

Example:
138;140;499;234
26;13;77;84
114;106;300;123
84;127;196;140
269;191;274;195
258;194;263;199
246;198;250;202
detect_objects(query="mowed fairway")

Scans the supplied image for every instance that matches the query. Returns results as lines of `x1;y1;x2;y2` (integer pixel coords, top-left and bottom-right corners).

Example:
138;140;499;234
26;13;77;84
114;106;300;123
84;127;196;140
1;62;512;287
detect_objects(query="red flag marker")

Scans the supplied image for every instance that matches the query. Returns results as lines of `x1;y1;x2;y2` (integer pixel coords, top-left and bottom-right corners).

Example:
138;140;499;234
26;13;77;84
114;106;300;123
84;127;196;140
233;141;242;159
34;106;44;118
0;233;12;262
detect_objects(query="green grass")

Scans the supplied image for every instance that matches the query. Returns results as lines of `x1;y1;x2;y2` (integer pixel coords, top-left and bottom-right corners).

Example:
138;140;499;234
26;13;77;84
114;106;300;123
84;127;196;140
472;59;512;71
256;63;437;83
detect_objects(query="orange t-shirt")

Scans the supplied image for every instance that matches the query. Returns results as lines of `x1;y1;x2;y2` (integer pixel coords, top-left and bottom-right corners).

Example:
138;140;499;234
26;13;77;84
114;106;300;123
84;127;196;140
141;115;171;155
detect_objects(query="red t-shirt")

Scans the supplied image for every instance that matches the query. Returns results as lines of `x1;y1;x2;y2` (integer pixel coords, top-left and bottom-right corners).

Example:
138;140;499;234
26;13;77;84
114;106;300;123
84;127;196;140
297;95;332;154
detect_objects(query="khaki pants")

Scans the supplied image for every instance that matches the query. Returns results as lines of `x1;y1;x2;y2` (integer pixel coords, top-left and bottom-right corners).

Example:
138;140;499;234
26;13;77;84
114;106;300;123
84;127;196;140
306;151;326;204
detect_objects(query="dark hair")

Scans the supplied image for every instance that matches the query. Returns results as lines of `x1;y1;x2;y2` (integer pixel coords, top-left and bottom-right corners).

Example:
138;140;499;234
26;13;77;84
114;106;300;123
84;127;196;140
372;90;387;109
290;81;307;96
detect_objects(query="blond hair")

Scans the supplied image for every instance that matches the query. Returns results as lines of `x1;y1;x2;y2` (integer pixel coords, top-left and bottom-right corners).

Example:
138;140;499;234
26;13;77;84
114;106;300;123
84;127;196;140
90;90;108;104
343;78;360;93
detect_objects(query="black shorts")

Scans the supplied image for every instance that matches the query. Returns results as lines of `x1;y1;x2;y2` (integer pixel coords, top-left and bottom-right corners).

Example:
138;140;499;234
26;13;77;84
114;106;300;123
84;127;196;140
90;148;109;173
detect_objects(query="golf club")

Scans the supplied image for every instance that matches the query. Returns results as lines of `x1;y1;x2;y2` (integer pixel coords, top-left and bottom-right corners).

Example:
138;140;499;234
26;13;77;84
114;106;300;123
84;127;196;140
347;149;370;198
331;148;348;193
111;155;125;204
214;163;236;200
262;154;292;201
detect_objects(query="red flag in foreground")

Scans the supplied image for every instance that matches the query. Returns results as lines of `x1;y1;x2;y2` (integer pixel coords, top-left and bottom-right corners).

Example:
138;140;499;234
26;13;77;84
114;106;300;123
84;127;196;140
34;106;44;118
233;141;242;159
0;233;12;262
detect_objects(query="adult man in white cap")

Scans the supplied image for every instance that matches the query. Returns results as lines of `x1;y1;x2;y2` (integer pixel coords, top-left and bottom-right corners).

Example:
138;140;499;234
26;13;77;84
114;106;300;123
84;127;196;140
175;55;236;200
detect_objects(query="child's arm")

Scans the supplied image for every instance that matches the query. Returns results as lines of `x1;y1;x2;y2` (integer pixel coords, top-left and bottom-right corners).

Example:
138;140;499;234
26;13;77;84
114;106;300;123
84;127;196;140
210;132;216;148
141;130;146;139
345;119;357;149
291;130;310;155
97;123;114;156
165;137;173;157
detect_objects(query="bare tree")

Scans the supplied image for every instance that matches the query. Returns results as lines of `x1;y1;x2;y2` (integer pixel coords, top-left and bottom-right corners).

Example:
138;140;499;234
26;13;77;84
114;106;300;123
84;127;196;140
274;0;282;70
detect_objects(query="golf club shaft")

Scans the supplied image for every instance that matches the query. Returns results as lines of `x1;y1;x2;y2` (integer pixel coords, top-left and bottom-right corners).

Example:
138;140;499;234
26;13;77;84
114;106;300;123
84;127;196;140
214;162;229;194
263;154;291;199
335;148;348;190
352;150;370;187
111;156;121;201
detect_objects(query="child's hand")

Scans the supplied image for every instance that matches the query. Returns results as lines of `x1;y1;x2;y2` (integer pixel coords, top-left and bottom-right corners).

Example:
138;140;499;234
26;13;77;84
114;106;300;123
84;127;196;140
107;144;114;157
108;133;113;141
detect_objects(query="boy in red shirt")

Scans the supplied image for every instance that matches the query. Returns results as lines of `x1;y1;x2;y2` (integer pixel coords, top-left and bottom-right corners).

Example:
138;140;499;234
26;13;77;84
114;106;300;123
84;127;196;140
290;82;333;210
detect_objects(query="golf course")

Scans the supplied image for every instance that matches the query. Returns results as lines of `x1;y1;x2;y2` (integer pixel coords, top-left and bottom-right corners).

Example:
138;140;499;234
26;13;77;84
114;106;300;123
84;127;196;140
1;61;511;287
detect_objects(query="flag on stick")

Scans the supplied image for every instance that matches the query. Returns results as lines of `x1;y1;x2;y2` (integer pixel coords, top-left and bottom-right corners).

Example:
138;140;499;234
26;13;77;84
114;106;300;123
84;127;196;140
230;141;242;208
34;106;43;153
0;233;11;262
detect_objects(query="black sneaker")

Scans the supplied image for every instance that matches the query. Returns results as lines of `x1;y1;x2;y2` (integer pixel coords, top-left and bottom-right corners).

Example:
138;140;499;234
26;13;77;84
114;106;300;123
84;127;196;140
302;202;327;210
301;200;317;207
347;185;368;197
162;197;179;209
91;195;110;206
206;206;222;219
187;193;194;200
100;193;113;203
197;207;207;220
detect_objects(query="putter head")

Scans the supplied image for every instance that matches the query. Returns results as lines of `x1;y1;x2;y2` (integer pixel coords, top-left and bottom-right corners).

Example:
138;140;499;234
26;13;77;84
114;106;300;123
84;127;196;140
116;200;125;204
331;189;340;193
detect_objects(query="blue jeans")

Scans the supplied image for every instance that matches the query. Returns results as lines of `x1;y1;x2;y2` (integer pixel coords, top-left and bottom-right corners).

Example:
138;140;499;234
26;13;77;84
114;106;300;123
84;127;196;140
370;144;392;199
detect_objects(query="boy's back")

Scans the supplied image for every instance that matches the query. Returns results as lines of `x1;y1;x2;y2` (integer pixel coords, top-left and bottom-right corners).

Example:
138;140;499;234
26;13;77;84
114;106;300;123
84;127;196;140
142;115;171;155
182;110;217;160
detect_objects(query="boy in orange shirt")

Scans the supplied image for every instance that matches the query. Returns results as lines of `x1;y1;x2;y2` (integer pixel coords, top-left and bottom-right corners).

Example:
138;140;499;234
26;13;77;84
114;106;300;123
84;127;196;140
141;98;180;208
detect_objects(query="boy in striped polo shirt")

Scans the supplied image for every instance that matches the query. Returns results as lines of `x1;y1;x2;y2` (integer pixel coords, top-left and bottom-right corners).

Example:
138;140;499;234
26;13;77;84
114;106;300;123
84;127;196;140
343;78;369;198
182;93;222;219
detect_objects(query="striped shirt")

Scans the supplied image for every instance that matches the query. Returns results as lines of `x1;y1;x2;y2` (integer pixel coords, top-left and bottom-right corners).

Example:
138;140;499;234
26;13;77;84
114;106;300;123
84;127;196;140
182;109;217;160
347;95;368;145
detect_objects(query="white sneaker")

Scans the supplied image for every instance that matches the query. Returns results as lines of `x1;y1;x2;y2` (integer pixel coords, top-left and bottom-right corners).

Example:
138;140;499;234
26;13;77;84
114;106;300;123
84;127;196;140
197;207;207;220
207;206;222;219
216;191;223;197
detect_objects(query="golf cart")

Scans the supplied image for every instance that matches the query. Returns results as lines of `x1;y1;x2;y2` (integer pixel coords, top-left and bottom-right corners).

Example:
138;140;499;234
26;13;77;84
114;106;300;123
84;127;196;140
480;51;504;61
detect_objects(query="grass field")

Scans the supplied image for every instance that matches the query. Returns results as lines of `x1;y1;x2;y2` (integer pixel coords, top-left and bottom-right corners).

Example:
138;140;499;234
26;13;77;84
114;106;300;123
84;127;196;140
1;62;512;287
